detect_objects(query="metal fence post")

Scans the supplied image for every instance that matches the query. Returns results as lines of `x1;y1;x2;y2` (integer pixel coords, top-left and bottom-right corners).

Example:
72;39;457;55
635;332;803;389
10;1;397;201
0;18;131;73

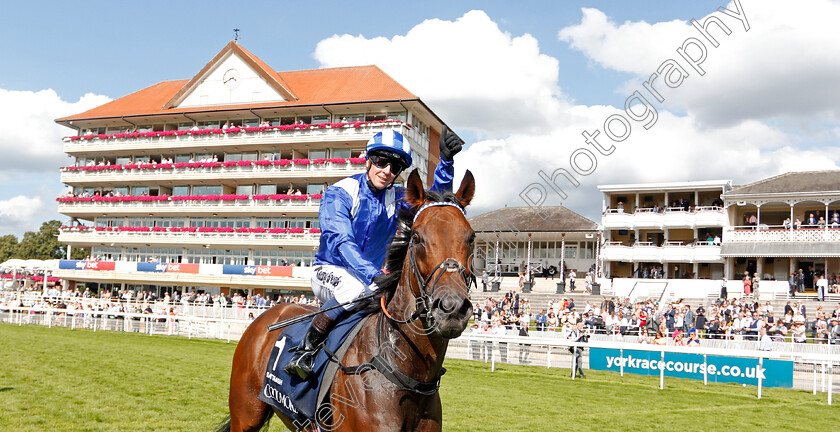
821;362;827;393
703;354;708;386
757;357;763;399
620;348;624;377
660;350;665;390
490;342;496;372
547;346;551;369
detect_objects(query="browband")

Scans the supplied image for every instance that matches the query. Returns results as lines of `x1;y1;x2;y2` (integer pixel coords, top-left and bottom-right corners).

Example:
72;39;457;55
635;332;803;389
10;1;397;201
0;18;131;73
413;201;465;224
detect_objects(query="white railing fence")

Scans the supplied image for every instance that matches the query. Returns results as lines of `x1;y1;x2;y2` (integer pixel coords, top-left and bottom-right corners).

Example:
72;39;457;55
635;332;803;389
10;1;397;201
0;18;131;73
450;333;839;402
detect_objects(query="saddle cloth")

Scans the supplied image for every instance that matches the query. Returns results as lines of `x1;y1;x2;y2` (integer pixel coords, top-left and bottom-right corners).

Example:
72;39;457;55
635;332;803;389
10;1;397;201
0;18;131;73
258;309;372;424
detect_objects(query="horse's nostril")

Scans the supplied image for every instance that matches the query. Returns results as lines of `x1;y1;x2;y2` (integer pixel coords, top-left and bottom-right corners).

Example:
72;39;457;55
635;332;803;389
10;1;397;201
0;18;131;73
458;299;472;318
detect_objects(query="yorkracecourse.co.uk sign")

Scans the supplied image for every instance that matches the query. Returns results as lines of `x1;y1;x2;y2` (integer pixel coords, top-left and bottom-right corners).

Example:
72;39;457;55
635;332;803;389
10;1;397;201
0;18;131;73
589;347;793;388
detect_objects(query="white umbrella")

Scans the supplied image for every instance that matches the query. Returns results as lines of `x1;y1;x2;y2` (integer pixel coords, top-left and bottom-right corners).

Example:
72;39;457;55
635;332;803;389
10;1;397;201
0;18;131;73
0;259;28;269
22;259;46;270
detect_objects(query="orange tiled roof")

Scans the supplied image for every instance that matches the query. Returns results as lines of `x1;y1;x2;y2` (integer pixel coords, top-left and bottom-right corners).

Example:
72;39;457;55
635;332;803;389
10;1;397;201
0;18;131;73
56;44;418;122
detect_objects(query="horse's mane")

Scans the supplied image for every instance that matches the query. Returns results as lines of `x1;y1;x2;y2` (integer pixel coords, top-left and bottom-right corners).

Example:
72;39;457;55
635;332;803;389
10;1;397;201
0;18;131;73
357;189;463;313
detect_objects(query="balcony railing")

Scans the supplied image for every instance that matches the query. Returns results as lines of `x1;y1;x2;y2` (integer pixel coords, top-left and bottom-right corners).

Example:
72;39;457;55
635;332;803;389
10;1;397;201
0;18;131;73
725;226;840;242
58;226;320;243
63;120;429;152
60;158;366;179
601;241;722;263
56;194;321;209
603;206;726;229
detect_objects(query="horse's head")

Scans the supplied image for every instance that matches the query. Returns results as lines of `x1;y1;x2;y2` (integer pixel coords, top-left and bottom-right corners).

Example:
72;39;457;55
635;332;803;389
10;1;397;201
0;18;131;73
403;169;476;339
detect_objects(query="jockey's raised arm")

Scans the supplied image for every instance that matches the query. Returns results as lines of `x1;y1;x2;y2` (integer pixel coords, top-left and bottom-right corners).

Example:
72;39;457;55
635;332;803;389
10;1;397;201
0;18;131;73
284;126;463;380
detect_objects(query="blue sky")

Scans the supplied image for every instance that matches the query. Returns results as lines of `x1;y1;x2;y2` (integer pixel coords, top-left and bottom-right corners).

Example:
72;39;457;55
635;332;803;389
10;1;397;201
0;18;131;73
1;0;839;236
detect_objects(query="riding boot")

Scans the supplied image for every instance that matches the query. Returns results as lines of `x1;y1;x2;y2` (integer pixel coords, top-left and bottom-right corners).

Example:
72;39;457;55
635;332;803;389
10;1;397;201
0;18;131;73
283;313;335;380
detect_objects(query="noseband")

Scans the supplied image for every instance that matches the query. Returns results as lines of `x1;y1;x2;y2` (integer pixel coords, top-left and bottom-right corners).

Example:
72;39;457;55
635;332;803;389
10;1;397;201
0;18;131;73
383;201;472;325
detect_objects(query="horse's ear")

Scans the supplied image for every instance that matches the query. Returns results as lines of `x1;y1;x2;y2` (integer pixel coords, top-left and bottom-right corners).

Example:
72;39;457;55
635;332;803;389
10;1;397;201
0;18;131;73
455;170;475;208
404;169;425;207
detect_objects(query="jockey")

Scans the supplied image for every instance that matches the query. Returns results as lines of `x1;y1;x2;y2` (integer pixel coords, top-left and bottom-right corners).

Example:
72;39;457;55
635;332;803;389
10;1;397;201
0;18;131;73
284;127;463;379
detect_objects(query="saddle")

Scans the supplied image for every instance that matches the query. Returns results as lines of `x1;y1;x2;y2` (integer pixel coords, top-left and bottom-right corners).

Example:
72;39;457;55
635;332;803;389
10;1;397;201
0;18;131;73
258;309;372;424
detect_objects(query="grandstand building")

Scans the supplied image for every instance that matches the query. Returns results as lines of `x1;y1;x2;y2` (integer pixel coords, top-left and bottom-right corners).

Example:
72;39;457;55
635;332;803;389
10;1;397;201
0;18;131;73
599;171;840;288
52;41;447;299
599;180;731;280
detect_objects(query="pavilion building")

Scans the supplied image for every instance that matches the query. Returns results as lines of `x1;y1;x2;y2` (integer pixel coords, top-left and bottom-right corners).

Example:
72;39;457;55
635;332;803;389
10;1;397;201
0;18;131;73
469;206;599;278
599;171;840;290
721;170;840;286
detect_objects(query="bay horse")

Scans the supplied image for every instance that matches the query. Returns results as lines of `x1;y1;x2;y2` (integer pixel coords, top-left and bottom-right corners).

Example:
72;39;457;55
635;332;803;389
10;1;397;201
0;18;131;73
219;169;476;432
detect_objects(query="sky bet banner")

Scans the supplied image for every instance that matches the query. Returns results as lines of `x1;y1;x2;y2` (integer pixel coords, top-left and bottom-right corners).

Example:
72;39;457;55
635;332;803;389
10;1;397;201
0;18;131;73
135;262;200;273
59;260;116;271
589;348;794;388
222;264;293;277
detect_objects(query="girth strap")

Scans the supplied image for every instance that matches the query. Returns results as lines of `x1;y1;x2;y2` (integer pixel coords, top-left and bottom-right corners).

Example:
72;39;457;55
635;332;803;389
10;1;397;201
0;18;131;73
322;345;446;396
321;313;445;396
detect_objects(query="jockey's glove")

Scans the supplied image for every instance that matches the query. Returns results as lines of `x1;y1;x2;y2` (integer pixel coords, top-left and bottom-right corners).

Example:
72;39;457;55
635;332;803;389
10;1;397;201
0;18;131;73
439;125;463;161
369;272;392;292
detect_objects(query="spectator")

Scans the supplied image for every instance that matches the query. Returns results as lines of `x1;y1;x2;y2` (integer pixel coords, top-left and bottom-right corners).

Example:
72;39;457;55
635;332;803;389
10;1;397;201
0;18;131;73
518;318;530;364
567;321;587;379
759;327;773;351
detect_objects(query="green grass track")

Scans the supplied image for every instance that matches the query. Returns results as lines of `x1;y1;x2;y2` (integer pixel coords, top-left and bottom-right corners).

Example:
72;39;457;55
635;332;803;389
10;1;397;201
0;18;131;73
0;323;835;431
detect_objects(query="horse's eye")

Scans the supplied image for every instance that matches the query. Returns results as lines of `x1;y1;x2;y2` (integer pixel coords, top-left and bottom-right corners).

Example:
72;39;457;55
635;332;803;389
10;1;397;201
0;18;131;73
412;233;423;245
468;232;476;244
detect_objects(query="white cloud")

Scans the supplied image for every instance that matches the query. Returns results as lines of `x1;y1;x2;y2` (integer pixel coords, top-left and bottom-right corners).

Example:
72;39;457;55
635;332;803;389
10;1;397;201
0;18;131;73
314;10;567;137
313;8;840;225
0;196;47;236
0;89;110;177
456;105;840;222
558;0;840;127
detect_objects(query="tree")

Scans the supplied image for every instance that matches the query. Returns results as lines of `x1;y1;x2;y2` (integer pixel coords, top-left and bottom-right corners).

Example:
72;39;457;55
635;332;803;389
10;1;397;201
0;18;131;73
16;220;64;260
70;246;88;260
0;234;18;262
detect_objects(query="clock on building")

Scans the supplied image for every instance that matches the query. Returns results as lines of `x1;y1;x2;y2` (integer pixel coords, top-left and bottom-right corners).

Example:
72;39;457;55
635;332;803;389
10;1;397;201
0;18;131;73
222;68;241;90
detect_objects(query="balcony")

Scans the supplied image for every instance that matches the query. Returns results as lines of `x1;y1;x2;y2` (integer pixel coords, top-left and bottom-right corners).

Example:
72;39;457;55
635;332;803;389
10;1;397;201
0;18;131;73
60;158;366;185
601;242;632;261
633;242;663;262
602;206;726;230
601;241;722;263
725;226;840;242
57;194;321;217
63;120;427;156
602;209;633;229
58;226;320;248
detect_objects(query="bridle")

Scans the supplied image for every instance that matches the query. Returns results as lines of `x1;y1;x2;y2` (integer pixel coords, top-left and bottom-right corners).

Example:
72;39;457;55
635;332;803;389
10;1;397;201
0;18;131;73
382;201;473;326
335;200;472;396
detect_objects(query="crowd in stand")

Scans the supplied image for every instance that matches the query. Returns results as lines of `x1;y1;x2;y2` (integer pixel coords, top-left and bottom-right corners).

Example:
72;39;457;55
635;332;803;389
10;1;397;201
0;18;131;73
472;290;840;346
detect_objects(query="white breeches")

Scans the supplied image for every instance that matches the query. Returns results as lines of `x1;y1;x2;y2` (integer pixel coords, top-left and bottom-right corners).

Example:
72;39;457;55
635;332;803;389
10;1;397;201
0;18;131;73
310;265;373;310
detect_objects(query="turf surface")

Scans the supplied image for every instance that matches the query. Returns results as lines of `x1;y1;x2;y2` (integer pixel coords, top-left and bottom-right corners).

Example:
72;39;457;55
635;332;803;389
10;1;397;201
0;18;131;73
0;323;835;431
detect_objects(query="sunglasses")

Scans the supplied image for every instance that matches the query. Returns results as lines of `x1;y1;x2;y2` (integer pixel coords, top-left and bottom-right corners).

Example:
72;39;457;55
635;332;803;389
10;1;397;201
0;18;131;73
368;154;406;176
